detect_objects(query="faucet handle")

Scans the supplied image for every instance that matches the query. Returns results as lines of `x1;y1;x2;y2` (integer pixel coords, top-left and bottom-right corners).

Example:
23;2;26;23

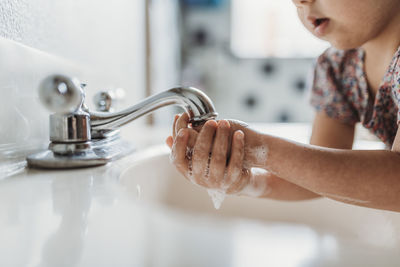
38;75;91;143
93;88;125;112
39;74;85;114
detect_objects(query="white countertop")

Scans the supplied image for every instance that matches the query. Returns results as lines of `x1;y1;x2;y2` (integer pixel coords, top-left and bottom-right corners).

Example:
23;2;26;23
0;123;396;267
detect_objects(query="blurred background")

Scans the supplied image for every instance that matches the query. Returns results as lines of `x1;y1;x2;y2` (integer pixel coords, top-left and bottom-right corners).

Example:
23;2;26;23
0;0;330;152
149;0;329;125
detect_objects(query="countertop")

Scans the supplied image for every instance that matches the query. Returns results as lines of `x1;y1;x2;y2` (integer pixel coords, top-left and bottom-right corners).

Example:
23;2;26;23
0;123;396;267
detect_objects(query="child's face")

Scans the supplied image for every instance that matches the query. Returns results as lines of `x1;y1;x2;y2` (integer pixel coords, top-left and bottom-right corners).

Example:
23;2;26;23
293;0;400;49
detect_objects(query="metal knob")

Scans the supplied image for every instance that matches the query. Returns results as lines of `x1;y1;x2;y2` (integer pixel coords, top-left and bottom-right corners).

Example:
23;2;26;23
39;74;84;114
93;88;125;112
39;74;90;143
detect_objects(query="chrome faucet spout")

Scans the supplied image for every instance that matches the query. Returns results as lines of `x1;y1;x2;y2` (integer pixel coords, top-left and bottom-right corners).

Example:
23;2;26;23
27;74;218;169
90;87;217;131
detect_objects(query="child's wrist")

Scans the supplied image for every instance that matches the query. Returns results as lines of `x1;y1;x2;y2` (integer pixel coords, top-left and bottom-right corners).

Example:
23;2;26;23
235;168;270;197
242;131;271;168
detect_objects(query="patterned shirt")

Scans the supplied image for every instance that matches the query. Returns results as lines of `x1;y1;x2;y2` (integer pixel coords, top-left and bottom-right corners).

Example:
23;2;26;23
310;46;400;147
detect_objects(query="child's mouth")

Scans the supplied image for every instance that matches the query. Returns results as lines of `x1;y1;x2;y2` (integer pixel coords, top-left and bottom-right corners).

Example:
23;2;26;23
311;18;330;36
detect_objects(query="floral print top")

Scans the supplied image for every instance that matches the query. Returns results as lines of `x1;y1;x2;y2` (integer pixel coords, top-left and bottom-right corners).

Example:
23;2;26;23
310;46;400;147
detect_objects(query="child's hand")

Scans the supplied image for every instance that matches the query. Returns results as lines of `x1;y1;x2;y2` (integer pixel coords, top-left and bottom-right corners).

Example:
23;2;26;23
166;113;198;149
166;112;250;150
172;119;252;194
166;113;269;169
166;113;268;195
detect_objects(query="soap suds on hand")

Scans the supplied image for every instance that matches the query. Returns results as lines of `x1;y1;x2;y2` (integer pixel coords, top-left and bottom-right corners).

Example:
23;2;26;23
207;189;226;210
321;192;370;204
184;150;228;209
169;144;177;164
244;146;268;168
238;168;269;197
171;138;270;210
207;168;269;209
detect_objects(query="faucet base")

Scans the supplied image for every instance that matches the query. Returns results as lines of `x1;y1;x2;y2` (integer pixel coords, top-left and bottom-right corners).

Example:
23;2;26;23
27;149;108;169
27;136;134;169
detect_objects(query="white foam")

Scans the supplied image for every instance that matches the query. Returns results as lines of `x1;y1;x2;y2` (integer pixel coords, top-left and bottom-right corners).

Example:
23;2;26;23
207;189;226;210
206;168;270;209
183;148;228;210
244;146;268;168
238;168;269;197
321;192;370;204
169;139;178;164
228;168;241;185
169;149;176;164
176;142;270;210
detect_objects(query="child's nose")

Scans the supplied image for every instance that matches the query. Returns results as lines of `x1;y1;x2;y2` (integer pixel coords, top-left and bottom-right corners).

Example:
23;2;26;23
292;0;315;7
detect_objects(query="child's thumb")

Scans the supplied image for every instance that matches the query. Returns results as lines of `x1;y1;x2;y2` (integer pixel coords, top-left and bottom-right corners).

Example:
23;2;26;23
166;136;173;149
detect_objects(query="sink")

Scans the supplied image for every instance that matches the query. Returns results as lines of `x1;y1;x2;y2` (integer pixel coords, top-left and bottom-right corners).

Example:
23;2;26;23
1;123;397;267
119;146;400;266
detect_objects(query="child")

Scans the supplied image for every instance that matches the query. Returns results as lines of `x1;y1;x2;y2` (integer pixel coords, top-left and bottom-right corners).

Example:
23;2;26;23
166;0;400;212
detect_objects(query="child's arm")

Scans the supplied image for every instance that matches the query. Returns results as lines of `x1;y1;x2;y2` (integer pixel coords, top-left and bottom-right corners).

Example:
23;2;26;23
256;111;356;200
167;112;355;201
257;116;400;212
168;112;400;211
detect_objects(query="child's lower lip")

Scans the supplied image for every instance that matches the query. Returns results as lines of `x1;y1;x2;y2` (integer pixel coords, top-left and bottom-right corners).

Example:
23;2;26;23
314;19;330;37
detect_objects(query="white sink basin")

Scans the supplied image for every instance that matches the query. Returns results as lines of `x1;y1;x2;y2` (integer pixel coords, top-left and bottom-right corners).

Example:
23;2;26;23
0;123;397;267
119;146;400;266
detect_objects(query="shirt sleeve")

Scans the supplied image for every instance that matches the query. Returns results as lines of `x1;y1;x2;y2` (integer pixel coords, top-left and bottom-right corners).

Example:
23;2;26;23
310;49;359;125
388;51;400;125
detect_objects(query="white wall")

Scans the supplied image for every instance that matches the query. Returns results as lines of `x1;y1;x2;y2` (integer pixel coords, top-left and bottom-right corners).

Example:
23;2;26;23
149;0;182;125
0;0;145;165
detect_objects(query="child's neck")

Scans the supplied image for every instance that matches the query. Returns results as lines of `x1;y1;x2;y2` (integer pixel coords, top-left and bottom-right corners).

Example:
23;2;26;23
362;14;400;95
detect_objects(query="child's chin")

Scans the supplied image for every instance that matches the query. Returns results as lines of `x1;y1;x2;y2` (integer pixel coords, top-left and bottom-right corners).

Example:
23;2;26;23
329;39;363;51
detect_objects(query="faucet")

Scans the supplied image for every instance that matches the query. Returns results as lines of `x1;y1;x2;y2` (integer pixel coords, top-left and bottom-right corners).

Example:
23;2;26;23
27;74;218;169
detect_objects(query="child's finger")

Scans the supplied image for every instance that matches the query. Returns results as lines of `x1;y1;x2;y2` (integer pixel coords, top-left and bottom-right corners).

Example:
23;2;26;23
225;130;246;192
172;114;180;139
192;120;207;132
192;120;217;184
187;128;199;148
171;128;189;175
209;120;230;187
175;112;190;137
166;136;173;149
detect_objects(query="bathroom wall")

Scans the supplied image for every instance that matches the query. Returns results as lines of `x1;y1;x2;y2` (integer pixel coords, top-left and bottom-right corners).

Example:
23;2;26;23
148;0;182;125
179;2;322;123
0;0;145;173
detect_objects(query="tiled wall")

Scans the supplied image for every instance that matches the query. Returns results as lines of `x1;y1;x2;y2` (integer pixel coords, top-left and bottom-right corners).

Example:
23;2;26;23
180;5;317;123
